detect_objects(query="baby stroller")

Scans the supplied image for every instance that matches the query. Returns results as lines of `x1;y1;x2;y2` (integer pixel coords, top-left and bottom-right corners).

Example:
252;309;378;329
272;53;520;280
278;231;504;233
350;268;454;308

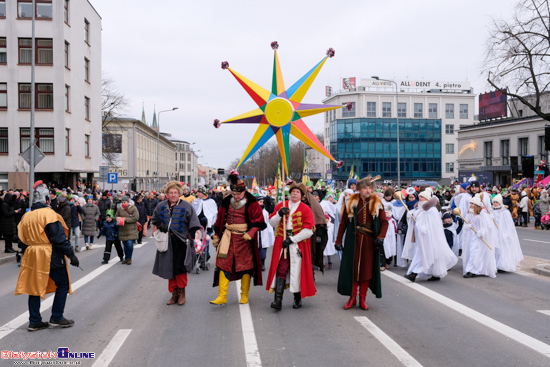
541;211;550;230
193;227;210;273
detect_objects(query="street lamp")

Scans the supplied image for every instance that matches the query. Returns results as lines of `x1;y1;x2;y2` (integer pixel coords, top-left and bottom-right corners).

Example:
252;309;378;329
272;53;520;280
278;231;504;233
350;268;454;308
157;107;179;190
372;76;400;188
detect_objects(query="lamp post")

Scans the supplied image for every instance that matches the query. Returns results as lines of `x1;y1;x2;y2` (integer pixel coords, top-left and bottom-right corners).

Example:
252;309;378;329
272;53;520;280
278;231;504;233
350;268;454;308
372;76;400;188
156;107;178;190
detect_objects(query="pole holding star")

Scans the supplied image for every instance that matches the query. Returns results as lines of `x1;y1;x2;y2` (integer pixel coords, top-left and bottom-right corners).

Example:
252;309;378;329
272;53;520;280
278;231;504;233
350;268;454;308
215;42;344;176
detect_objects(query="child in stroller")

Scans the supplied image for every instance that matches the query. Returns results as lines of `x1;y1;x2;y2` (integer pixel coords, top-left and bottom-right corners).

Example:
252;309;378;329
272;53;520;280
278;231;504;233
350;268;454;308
541;211;550;230
193;226;210;273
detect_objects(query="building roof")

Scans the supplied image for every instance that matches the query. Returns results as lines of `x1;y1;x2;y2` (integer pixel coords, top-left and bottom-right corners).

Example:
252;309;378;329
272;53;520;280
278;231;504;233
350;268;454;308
459;115;543;131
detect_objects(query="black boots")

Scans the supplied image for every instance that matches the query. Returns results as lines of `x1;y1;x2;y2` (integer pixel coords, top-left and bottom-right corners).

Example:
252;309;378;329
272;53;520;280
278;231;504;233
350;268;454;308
261;259;265;271
292;292;302;309
270;278;285;310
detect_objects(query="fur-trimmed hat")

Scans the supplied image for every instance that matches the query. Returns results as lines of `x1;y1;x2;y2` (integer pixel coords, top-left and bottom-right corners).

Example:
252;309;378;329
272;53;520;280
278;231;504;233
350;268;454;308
356;175;380;190
288;181;306;196
228;170;246;192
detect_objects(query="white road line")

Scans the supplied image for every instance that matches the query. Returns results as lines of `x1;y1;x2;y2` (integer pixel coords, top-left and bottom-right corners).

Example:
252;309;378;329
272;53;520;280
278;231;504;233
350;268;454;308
537;310;550;317
236;281;262;367
0;243;146;341
91;329;132;367
524;239;550;244
355;316;423;367
383;271;550;359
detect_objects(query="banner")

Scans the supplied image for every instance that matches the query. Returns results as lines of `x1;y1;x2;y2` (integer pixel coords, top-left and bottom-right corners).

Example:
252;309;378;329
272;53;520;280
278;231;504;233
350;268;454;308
302;150;309;184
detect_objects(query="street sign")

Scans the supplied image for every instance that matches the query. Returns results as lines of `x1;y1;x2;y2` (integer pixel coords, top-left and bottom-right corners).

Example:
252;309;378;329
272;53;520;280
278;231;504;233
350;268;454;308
123;183;128;189
20;145;45;167
327;174;332;179
99;166;109;181
535;170;544;175
327;179;334;185
327;169;332;174
107;173;118;184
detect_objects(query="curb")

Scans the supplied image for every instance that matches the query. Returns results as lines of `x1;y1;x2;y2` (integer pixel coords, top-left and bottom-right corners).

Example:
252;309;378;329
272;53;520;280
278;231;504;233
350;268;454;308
534;264;550;277
0;254;17;266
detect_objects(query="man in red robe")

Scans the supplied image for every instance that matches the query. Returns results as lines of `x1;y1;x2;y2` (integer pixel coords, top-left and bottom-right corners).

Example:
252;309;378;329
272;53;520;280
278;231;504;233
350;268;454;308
267;182;316;310
210;171;265;305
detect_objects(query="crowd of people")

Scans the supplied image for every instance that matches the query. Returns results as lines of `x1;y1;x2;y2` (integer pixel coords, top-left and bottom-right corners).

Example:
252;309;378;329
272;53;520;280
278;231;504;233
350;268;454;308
9;173;534;332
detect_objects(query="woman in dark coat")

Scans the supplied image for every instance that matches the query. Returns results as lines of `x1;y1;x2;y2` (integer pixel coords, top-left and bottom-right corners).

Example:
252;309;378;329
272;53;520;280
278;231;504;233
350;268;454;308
1;193;17;253
56;196;72;229
13;191;28;228
133;195;147;244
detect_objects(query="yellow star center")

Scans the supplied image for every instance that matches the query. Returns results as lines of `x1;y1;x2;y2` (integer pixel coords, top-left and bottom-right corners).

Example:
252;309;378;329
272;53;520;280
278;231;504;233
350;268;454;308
265;98;294;127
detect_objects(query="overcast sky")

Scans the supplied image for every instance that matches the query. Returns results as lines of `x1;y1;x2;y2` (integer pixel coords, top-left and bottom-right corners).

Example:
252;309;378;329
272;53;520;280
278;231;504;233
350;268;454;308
90;0;518;169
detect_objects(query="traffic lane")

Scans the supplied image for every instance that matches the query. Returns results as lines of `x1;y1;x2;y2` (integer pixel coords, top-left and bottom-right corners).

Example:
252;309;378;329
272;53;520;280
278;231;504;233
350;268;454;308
517;228;550;260
388;261;550;345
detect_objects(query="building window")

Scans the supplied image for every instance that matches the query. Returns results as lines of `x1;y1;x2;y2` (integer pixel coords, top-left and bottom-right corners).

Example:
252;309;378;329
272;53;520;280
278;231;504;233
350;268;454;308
20;128;54;153
446;162;454;173
19;38;53;64
18;0;52;19
366;102;376;117
64;0;69;24
84;19;90;44
519;137;529;156
460;104;468;119
0;1;6;18
64;41;69;68
539;135;546;162
65;85;70;112
84;135;90;157
0;37;6;63
445;103;454;119
445;144;454;154
84;58;89;81
414;103;423;118
0;83;6;109
342;102;355;117
0;128;7;153
84;97;90;120
65;128;70;155
445;124;454;134
485;141;493;166
429;103;437;118
18;83;53;109
382;102;391;117
397;102;406;118
501;140;510;165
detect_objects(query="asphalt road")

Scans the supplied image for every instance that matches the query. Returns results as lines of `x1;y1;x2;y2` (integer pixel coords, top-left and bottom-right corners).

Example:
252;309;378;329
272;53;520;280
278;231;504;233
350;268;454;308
0;234;549;367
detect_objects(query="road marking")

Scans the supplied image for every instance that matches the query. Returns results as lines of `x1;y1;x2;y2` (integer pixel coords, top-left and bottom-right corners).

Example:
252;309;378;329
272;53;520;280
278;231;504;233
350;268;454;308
383;271;550;358
0;244;146;341
355;316;423;367
524;239;550;244
538;310;550;317
92;329;131;367
236;281;262;367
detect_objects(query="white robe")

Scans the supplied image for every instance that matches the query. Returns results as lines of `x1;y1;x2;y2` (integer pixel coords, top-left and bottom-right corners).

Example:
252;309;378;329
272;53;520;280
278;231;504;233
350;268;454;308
192;197;218;229
384;217;397;259
392;203;409;267
492;208;524;272
259;208;274;249
462;211;497;277
323;222;337;256
402;204;458;278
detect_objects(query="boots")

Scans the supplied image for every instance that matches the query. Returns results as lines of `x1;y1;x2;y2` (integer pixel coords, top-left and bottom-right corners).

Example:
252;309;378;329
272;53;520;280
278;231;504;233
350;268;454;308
293;292;302;309
343;281;358;310
270;278;285;310
167;287;179;305
177;288;186;305
261;259;265;271
210;271;229;305
359;281;369;310
240;274;251;304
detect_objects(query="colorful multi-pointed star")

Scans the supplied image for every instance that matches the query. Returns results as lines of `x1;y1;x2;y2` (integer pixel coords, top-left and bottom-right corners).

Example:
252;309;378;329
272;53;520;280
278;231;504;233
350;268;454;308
215;42;342;174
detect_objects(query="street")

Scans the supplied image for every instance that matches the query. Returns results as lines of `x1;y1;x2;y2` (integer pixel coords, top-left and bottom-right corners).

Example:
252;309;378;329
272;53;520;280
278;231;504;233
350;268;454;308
0;231;549;367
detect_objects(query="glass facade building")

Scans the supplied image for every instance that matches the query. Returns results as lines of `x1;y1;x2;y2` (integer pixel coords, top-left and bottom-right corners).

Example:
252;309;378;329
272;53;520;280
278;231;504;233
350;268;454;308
329;118;442;181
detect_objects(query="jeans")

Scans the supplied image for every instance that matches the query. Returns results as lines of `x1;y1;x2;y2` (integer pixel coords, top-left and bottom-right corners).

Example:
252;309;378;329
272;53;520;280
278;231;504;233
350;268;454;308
28;266;69;324
70;226;81;248
84;235;94;244
123;240;134;260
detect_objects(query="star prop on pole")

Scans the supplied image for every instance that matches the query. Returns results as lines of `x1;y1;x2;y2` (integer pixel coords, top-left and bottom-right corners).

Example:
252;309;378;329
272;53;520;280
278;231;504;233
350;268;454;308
215;42;344;174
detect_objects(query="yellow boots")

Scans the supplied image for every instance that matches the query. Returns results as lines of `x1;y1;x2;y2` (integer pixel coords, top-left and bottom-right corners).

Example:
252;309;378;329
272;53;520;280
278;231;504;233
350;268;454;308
210;271;229;305
240;274;251;304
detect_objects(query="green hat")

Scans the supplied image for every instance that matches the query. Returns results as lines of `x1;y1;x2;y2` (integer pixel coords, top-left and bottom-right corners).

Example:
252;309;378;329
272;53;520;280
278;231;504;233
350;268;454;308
56;191;62;196
306;181;314;187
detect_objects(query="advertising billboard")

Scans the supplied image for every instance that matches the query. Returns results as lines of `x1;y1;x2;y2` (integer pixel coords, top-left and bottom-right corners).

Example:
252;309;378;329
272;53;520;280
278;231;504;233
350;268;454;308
342;77;356;89
479;89;507;120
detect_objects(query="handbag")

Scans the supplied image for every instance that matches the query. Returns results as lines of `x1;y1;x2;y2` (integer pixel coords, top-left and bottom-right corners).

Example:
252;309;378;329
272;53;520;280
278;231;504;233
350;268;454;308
154;216;173;252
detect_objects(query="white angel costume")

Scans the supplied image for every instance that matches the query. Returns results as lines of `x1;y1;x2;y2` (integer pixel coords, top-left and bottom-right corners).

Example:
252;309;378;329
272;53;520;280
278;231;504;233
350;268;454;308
491;195;524;272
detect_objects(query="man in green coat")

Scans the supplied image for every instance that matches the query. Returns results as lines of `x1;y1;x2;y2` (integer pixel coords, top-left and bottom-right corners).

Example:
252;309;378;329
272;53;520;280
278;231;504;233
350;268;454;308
115;196;139;265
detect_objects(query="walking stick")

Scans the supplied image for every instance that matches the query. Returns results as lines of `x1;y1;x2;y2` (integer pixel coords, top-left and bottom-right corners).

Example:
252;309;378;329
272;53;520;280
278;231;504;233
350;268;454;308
479;192;499;229
452;208;492;250
282;161;287;259
394;191;416;222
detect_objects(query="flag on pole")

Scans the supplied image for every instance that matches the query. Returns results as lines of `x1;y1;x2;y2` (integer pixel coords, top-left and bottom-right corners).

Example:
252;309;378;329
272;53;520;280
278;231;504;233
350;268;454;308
346;163;354;188
302;150;309;184
276;162;283;204
252;176;258;188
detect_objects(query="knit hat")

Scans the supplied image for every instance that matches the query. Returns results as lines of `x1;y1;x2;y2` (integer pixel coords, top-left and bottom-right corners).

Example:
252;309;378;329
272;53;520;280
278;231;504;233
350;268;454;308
470;180;480;188
492;194;503;205
197;187;208;196
347;179;357;188
442;212;452;220
312;190;320;197
419;187;433;200
470;193;483;207
121;196;130;202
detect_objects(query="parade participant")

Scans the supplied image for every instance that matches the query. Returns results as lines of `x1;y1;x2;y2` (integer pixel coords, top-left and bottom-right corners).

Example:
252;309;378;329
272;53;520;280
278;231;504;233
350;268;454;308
457;181;491;223
348;178;357;192
267;182;316;309
115;196;139;265
443;212;462;257
192;187;218;260
335;175;388;310
97;192;112;230
491;194;524;272
462;194;497;278
210;171;265;305
15;182;79;331
97;214;123;264
391;194;408;267
334;189;353;260
323;213;337;269
405;188;418;210
518;190;529;227
381;204;397;271
402;188;458;282
152;181;201;306
180;185;196;204
257;196;274;271
306;190;329;274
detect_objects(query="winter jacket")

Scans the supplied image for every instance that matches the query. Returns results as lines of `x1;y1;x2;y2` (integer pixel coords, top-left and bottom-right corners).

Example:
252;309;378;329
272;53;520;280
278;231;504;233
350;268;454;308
143;197;159;216
97;198;112;219
56;196;72;228
540;193;550;214
134;201;147;225
533;203;542;217
115;205;139;241
69;203;83;229
14;198;28;225
519;196;529;212
81;203;100;236
98;220;118;241
1;193;16;236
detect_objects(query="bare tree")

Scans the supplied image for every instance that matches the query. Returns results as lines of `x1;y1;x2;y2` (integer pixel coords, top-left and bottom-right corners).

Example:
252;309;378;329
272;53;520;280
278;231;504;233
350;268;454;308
101;74;130;166
484;0;550;121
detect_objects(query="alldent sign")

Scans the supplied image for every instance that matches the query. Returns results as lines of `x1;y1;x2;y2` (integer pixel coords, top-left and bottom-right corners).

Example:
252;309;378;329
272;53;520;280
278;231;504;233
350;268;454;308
361;78;470;91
